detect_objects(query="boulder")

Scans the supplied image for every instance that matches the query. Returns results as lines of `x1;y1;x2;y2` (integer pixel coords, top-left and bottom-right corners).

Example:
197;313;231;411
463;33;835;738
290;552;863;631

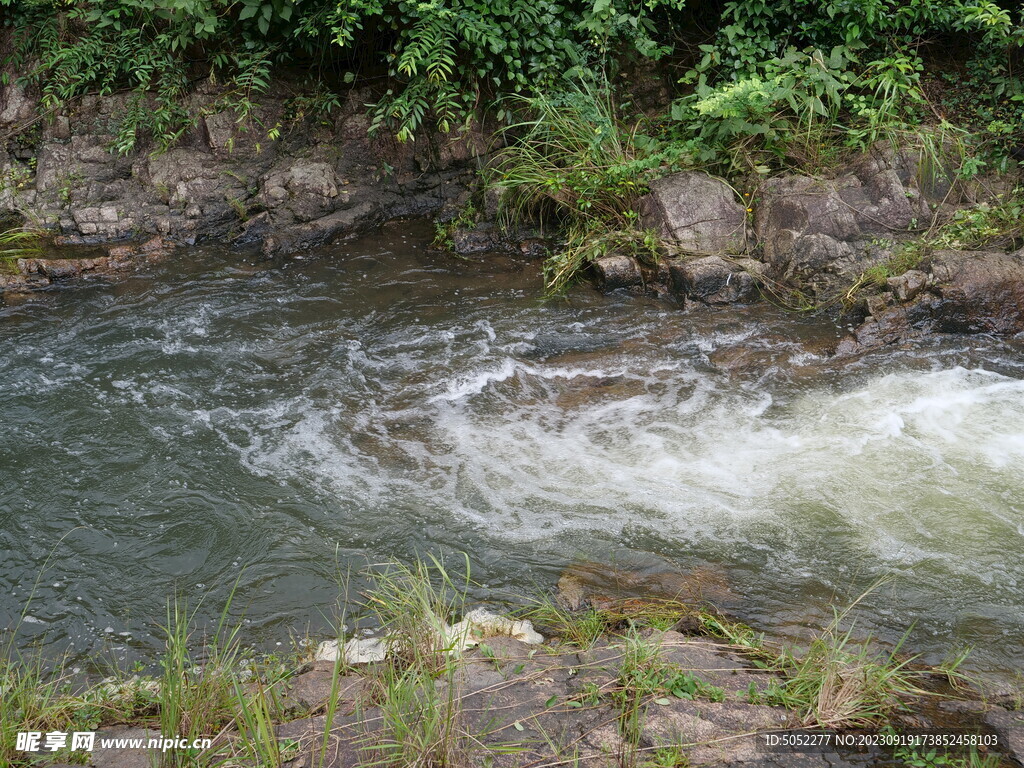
755;149;933;298
284;161;339;200
926;249;1024;334
668;255;759;304
642;171;748;256
261;201;380;256
592;252;642;289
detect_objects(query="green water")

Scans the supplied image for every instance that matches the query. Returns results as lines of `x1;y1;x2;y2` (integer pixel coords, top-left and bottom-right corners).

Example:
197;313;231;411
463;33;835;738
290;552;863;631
2;220;1022;679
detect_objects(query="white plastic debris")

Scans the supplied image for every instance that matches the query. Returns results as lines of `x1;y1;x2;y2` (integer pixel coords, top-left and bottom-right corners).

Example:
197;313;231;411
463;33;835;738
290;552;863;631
314;637;388;664
314;609;543;663
445;608;545;650
93;675;161;702
313;639;339;662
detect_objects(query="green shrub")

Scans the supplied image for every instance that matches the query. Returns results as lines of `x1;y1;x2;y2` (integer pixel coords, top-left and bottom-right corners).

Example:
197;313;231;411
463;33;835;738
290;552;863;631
1;0;688;149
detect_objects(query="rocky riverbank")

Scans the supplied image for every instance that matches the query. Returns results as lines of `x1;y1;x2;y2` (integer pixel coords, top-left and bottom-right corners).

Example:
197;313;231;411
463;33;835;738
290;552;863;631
23;561;1023;768
5;68;1023;359
567;151;1024;356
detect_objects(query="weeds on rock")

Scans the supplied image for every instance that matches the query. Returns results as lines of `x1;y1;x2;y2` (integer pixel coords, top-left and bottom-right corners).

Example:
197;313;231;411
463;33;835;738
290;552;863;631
853;185;1024;294
354;556;519;768
486;75;686;294
763;611;924;730
359;555;470;675
642;743;690;768
524;600;608;648
362;664;475;768
607;629;725;766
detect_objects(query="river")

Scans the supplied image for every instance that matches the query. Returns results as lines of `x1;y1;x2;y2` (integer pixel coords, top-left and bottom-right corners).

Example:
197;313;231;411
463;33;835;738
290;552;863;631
1;220;1022;680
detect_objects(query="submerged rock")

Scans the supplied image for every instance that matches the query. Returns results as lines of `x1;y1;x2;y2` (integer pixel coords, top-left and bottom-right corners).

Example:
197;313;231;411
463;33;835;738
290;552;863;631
1;236;175;295
556;560;734;614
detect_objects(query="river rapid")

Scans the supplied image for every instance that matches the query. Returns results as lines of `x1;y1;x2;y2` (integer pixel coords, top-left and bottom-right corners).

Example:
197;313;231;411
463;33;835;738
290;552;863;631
1;220;1022;680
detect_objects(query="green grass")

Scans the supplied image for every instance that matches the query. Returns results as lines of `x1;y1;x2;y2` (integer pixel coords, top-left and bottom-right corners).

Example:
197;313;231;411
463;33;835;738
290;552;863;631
359;554;470;674
0;227;43;271
156;595;245;766
887;725;1002;768
760;608;926;730
361;664;474;768
230;676;295;766
642;744;690;768
523;600;608;648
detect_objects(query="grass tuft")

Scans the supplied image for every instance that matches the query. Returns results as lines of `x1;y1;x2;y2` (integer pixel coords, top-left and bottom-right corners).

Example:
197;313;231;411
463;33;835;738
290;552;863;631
486;76;685;294
0;227;43;271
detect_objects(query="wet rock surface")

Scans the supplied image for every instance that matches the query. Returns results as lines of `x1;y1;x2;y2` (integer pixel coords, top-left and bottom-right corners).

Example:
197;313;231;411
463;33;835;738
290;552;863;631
266;632;1016;768
275;634;802;768
593;252;644;290
556;560;735;612
2;236;175;296
838;248;1024;354
668;255;760;305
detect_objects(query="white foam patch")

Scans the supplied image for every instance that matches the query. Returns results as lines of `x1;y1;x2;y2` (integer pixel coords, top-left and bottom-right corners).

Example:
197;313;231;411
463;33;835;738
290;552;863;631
411;364;1024;573
181;343;1024;595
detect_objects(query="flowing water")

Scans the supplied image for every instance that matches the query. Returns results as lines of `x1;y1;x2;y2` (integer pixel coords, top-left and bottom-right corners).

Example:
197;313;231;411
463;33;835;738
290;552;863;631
2;220;1023;680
